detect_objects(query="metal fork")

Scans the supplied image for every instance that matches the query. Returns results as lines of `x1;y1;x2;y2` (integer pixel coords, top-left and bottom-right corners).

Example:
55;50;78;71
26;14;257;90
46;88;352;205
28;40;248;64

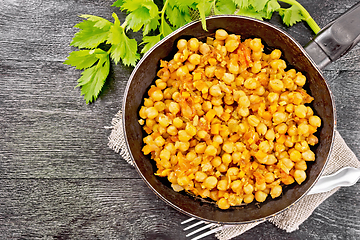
181;167;360;240
181;217;226;240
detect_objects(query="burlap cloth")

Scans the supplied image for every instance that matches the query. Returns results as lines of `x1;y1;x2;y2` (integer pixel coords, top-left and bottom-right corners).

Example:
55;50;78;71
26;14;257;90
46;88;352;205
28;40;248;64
108;110;360;239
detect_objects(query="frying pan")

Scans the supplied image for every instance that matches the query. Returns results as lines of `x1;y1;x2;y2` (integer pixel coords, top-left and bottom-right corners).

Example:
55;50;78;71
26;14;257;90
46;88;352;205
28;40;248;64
122;2;360;224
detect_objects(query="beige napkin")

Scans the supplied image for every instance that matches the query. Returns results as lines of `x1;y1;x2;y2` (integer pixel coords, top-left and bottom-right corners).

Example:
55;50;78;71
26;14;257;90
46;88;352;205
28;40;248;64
108;110;360;240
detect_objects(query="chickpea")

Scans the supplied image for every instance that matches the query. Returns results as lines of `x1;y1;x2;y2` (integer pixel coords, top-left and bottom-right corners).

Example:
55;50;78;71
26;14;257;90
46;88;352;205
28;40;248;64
269;79;284;92
259;141;270;153
174;53;185;63
307;134;319;145
211;156;222;167
172;117;183;129
265;129;275;141
158;115;170;127
270;185;282;198
294;170;306;184
222;72;235;85
217;198;230;209
239;95;250;107
265;172;275;183
195;171;208;182
144;98;153;107
282;157;294;169
202;162;213;172
202;101;212;112
154;136;165;147
298;123;309;136
243;194;254;204
287;125;297;136
227;167;239;177
290;150;302;162
235;76;244;86
167;172;177;184
178;130;192;142
271;59;286;70
295;141;310;152
154;101;166;112
194;142;206;154
243;183;254;195
294;74;306;86
209;84;222;97
248;115;260;127
295;160;307;171
197;130;208;139
249;38;262;52
168;102;180;115
222;153;232;165
199;43;210;55
213;39;224;47
228;61;240;74
185;123;197;136
177;39;187;51
203;176;218;189
177;175;190;186
255;85;265;95
270;49;282;59
213;135;223;145
283;77;295;89
222;141;234;153
302;150;315;161
294;105;307;118
188;54;201;65
275;123;288;134
273;112;287;124
225;39;239;52
177;141;190;151
309;115;321;127
167;125;178;136
217;163;228;172
252;51;263;61
244;78;258;89
217;180;228;191
255;182;266;191
186;151;197;162
188;38;200;52
286;103;294;113
224;94;234;105
238;107;249;117
204;145;217;156
177;65;189;77
265;154;277;165
257;123;267;136
267;92;279;103
215;29;228;40
231;180;242;192
255;191;268;202
146;107;159;119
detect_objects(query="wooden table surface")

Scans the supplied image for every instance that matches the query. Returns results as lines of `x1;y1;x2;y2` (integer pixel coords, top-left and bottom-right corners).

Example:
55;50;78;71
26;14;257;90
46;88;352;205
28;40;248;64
1;0;359;239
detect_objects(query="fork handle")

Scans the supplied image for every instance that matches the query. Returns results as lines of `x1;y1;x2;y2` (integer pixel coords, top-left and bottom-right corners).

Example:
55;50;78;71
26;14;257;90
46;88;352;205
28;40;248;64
308;167;360;195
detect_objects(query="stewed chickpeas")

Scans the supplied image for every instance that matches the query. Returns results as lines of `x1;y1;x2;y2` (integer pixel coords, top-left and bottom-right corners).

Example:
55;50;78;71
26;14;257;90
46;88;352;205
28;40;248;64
139;29;321;210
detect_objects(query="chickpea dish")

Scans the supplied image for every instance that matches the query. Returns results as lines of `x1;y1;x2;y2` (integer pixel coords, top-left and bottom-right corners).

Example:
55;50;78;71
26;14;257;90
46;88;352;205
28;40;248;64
138;29;321;210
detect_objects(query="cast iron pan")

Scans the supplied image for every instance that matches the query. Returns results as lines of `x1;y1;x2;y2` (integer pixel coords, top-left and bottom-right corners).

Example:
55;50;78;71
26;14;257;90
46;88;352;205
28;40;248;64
122;3;360;224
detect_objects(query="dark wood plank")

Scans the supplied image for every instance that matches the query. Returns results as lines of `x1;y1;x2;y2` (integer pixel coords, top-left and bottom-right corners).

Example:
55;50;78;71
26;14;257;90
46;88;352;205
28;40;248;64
324;70;360;156
0;179;358;239
0;59;136;178
1;0;360;239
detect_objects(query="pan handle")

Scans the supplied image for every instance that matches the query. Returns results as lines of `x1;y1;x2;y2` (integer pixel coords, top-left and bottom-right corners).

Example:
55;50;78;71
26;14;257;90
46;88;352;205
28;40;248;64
304;2;360;69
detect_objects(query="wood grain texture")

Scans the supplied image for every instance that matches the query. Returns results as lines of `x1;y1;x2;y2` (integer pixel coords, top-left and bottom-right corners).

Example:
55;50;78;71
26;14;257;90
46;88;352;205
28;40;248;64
0;0;359;239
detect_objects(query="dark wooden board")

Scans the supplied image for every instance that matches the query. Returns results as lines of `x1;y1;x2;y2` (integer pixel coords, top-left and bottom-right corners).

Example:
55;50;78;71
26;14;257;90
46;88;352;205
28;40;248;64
1;0;359;239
